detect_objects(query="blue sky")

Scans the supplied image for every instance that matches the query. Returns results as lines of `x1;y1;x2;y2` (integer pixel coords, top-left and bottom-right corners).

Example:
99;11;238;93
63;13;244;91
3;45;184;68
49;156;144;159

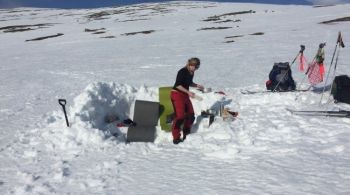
0;0;349;9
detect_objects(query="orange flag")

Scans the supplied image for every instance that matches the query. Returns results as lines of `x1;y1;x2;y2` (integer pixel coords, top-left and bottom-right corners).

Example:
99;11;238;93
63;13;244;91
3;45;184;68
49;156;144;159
299;53;307;72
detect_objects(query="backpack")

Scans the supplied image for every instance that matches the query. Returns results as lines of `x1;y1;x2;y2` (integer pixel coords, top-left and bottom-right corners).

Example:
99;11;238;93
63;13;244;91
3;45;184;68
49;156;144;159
331;75;350;104
266;62;296;91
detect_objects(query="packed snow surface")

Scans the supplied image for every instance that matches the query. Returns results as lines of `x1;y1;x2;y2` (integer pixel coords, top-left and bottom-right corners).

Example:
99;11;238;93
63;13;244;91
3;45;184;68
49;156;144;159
1;1;350;194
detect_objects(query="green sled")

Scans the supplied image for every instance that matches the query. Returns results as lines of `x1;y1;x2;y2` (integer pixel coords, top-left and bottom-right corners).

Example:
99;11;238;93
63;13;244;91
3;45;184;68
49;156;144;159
159;86;173;132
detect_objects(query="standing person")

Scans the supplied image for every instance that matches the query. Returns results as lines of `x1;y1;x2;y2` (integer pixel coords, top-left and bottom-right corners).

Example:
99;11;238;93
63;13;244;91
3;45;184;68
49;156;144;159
171;57;204;144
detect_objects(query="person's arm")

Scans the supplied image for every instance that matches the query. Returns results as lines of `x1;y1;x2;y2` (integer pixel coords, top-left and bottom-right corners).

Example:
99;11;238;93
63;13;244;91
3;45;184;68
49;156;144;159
191;82;204;90
176;85;195;98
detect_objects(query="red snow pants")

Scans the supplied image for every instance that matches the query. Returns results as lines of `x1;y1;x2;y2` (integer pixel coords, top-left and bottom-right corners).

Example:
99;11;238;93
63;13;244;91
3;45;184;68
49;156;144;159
170;90;195;140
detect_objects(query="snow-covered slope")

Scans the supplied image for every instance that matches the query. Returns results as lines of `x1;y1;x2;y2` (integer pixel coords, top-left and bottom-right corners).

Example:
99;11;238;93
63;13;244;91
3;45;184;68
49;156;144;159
1;2;350;194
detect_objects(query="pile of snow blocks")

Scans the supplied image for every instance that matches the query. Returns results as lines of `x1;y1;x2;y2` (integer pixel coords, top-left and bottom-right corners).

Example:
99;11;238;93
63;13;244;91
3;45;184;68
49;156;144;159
127;100;159;142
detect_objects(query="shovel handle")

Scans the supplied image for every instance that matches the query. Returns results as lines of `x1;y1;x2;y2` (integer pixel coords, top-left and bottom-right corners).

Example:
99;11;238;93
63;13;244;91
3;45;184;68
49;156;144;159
58;98;69;127
58;99;66;106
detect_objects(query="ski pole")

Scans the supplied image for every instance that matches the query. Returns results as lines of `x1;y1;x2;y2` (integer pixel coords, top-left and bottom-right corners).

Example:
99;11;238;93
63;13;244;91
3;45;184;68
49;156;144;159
295;56;316;98
58;99;69;127
273;45;305;92
294;84;312;101
325;48;341;103
295;43;324;97
321;32;345;104
319;39;340;104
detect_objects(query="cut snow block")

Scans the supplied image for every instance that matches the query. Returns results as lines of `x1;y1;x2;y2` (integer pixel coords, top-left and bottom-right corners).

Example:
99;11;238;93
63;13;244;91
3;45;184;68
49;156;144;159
127;100;159;142
159;86;173;132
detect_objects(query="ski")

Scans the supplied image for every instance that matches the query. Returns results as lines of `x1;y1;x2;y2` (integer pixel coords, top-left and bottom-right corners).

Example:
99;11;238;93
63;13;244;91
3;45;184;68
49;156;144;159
286;108;350;118
289;112;350;118
240;89;309;95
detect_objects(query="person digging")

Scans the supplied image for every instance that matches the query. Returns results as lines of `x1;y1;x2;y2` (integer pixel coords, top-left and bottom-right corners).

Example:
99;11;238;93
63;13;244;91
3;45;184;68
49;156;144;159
170;57;204;144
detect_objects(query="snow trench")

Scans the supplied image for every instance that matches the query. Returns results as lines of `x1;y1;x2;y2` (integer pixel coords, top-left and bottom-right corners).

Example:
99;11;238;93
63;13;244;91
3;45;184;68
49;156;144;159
42;82;251;159
42;82;350;161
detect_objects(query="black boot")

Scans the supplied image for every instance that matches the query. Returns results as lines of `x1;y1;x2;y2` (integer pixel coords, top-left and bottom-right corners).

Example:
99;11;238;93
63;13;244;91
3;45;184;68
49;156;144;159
173;139;183;145
183;129;191;141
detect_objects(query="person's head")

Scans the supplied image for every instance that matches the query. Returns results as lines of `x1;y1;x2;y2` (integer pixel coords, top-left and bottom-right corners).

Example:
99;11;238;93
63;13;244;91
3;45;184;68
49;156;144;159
187;57;200;72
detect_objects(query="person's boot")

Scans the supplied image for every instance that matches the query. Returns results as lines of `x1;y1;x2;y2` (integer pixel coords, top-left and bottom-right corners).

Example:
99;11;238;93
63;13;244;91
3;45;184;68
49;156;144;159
183;129;190;141
173;138;183;145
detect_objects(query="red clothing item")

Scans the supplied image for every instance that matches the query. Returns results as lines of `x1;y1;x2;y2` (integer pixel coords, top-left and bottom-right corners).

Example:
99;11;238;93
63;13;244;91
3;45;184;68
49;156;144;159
319;63;325;80
170;90;195;140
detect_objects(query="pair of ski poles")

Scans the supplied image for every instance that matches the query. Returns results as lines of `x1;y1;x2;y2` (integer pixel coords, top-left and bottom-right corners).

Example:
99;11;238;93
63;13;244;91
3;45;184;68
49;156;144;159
319;32;345;104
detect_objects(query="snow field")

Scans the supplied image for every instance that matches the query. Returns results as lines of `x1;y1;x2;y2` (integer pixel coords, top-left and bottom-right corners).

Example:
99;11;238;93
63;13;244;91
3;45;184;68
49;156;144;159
1;1;350;194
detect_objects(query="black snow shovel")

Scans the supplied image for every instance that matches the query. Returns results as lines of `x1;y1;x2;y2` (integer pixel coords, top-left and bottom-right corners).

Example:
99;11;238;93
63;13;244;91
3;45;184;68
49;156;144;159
58;99;69;127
